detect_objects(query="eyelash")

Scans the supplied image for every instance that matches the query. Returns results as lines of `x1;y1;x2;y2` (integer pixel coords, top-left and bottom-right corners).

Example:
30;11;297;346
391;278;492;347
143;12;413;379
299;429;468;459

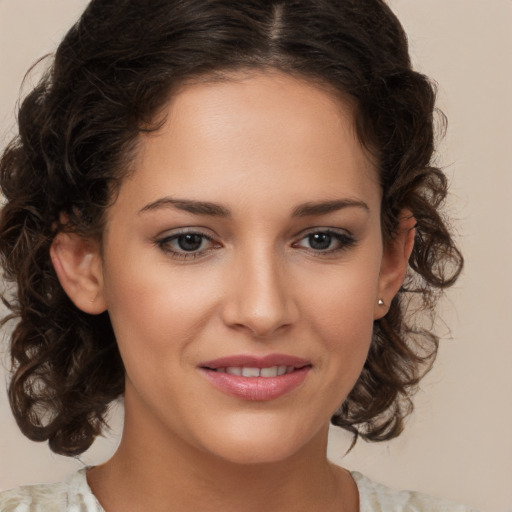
154;230;219;261
292;229;356;255
154;228;356;261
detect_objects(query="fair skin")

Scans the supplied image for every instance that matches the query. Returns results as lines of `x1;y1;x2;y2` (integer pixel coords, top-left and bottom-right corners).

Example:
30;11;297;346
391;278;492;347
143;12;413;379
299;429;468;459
51;70;415;512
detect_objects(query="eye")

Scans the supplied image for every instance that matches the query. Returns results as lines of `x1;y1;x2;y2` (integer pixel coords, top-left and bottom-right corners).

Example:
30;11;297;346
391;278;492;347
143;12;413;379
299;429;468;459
173;233;206;252
155;230;220;260
293;229;355;253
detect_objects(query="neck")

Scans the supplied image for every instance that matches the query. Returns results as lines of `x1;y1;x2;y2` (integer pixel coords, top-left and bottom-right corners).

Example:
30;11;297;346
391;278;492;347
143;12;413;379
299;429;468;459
87;397;357;512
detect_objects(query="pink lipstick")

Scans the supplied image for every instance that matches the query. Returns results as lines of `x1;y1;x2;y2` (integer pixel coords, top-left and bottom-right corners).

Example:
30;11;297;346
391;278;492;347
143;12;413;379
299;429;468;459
199;354;311;401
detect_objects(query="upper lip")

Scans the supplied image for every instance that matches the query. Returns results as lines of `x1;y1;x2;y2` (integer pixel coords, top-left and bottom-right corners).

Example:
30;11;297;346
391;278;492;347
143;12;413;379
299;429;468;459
199;354;311;370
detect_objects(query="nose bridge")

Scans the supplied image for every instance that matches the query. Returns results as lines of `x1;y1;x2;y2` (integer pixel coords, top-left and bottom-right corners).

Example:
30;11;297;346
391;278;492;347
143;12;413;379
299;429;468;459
222;241;295;337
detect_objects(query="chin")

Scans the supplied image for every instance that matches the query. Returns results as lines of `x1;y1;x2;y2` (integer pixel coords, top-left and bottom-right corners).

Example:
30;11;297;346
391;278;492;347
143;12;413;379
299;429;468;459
199;417;324;466
210;440;301;466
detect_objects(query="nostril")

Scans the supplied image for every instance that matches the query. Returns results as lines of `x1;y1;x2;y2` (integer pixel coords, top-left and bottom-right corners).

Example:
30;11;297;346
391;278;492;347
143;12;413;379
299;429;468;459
219;264;299;337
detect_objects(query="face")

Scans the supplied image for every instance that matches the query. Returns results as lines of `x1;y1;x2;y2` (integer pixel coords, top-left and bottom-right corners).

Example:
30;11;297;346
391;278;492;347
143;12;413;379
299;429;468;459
66;70;405;465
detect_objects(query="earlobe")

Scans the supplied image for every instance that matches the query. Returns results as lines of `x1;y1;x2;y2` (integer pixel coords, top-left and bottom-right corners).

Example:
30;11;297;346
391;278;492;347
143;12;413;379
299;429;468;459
374;210;416;319
50;231;107;315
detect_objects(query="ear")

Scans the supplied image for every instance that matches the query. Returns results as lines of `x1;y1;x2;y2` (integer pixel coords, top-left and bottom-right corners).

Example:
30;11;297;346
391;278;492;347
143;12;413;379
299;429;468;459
50;231;107;315
374;210;416;319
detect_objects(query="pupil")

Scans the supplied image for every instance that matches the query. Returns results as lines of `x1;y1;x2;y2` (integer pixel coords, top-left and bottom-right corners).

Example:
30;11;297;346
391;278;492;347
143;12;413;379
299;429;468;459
309;233;331;250
178;234;203;251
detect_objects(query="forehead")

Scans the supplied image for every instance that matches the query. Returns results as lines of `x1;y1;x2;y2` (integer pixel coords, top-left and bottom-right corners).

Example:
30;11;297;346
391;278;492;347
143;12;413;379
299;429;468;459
119;70;380;213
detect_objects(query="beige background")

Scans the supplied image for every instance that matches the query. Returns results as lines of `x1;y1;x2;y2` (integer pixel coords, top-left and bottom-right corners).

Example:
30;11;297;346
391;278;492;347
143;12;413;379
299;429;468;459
0;1;510;511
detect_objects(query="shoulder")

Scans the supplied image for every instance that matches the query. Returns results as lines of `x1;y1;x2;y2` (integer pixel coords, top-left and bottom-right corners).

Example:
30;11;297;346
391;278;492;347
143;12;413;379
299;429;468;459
0;468;103;512
351;471;483;512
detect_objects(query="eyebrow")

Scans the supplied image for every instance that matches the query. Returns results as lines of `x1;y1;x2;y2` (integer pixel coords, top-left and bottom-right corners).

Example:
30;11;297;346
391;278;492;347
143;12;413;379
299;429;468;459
291;199;370;217
138;197;369;217
139;197;231;217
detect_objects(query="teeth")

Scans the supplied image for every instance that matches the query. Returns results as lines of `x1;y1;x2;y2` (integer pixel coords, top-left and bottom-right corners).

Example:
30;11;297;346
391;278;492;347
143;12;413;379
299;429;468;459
242;367;260;377
215;365;296;377
260;366;278;377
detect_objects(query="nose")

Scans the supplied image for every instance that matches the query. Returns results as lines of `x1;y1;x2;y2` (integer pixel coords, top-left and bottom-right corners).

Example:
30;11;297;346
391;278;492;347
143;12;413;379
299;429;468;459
220;248;298;338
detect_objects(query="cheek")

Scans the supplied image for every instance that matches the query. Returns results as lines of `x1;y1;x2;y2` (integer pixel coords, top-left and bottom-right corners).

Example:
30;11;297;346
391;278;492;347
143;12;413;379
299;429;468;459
102;254;221;371
299;255;381;337
296;253;381;400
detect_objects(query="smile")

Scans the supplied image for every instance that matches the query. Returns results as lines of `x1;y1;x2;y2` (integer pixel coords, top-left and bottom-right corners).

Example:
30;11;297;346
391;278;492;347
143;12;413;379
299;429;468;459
199;354;312;401
213;366;297;377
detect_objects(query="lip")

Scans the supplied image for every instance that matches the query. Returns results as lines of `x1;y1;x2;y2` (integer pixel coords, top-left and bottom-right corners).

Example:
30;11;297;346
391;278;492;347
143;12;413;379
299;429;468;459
199;353;312;401
200;353;310;369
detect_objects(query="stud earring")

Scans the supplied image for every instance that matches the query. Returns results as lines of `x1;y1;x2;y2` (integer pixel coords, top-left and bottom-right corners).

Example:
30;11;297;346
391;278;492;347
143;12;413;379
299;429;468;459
378;299;385;306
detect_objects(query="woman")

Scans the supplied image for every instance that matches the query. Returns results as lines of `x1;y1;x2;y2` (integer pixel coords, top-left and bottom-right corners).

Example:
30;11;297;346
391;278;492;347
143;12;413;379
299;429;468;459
0;0;478;510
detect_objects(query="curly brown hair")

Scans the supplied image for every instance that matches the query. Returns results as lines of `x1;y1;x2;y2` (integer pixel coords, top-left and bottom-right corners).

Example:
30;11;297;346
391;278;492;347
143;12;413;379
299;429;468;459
0;0;462;456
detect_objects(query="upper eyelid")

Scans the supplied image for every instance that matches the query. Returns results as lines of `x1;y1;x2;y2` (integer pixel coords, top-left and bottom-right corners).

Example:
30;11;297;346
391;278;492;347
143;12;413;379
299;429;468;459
154;226;353;240
154;231;220;260
155;226;218;240
153;229;356;262
293;226;353;239
294;231;354;243
153;228;219;249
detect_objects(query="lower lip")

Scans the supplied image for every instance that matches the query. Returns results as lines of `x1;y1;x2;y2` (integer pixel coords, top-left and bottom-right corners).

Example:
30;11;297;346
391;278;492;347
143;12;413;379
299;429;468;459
200;367;311;401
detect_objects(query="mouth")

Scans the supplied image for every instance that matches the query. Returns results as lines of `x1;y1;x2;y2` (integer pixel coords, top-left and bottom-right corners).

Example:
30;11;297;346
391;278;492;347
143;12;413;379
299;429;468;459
209;365;300;377
199;354;312;401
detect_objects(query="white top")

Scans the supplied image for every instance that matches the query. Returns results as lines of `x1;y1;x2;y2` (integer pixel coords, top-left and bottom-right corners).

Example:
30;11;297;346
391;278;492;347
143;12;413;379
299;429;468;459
0;467;482;511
